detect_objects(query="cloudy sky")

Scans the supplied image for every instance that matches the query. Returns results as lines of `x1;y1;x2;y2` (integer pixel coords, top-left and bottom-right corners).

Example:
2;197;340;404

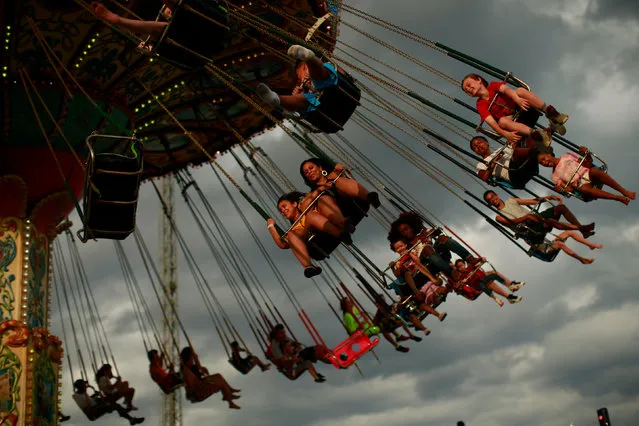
51;0;639;425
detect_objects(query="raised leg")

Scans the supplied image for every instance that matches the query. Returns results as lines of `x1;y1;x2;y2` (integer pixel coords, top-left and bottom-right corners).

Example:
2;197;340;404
334;177;369;200
306;211;343;237
317;195;346;228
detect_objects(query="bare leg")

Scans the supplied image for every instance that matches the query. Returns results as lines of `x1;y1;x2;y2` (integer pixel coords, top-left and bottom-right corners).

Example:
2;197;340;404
287;232;313;268
578;184;630;205
485;270;513;287
306;211;343;237
487;281;510;298
93;3;167;37
553;240;594;264
498;118;533;136
514;88;546;110
557;231;603;250
407;314;430;335
252;356;271;371
589;168;635;198
334;177;369;200
278;94;311;111
317;195;346;228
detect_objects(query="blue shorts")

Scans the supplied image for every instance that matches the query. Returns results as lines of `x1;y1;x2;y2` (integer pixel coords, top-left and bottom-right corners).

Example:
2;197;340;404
301;63;339;113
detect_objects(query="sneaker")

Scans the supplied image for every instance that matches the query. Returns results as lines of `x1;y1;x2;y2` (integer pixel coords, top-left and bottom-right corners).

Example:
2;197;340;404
507;294;522;304
59;414;71;422
130;418;145;425
304;265;322;278
395;345;410;353
367;192;381;208
509;281;526;292
439;312;448;322
396;335;410;342
256;83;281;108
409;335;422;342
549;120;566;136
531;128;552;148
315;376;326;383
545;105;569;125
423;328;431;336
287;45;316;61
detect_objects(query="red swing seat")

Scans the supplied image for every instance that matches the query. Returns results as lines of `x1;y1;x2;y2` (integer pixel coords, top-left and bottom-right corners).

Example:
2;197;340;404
327;330;379;369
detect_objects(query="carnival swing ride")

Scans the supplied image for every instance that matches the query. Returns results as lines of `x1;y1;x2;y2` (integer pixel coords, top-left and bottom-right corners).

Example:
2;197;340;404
0;0;635;424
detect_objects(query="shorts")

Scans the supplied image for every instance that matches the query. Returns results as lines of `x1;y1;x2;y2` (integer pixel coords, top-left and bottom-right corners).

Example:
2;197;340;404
301;63;339;113
299;347;317;363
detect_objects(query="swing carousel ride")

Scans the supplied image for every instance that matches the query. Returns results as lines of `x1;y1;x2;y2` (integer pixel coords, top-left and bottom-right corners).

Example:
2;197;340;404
0;0;633;424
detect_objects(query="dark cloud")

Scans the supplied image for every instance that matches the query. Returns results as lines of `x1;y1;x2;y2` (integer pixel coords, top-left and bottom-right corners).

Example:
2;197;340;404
50;1;639;425
587;0;639;21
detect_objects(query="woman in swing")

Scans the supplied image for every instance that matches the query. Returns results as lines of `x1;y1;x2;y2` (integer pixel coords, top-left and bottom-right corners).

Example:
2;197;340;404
72;379;144;425
267;191;352;278
180;346;241;409
229;341;271;375
537;147;635;205
461;73;568;145
147;349;183;394
300;158;381;208
95;364;138;412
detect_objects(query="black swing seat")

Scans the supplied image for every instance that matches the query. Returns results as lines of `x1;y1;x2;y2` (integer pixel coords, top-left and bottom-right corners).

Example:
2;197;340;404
528;241;560;262
301;70;361;134
78;133;144;243
307;195;370;261
154;0;231;70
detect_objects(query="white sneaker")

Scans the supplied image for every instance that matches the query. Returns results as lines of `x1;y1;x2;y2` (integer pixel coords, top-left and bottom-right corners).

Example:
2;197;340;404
256;83;280;108
507;295;522;304
509;281;526;292
287;45;315;61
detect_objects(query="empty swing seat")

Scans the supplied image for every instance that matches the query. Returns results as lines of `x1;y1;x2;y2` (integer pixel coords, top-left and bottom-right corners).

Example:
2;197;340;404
155;0;230;69
78;134;143;243
302;71;361;134
329;330;379;369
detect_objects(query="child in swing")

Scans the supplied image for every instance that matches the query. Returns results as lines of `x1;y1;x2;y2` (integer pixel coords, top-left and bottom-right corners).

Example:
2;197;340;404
461;73;568;145
229;341;271;375
256;45;339;114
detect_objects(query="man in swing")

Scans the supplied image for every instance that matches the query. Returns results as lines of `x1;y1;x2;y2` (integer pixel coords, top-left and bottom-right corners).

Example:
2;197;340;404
471;136;541;189
483;190;602;264
147;349;183;394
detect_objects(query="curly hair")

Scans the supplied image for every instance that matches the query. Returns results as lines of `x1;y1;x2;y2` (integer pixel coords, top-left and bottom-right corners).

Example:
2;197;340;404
388;211;425;244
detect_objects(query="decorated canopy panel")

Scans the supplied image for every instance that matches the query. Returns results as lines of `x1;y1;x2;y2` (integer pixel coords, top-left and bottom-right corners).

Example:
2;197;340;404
1;0;339;180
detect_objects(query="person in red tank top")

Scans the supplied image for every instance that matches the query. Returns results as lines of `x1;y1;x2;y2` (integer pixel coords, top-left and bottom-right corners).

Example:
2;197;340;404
462;73;568;146
148;350;183;394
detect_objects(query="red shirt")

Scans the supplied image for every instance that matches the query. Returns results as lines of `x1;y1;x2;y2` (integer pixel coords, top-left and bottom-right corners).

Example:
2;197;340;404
150;364;169;384
476;82;517;122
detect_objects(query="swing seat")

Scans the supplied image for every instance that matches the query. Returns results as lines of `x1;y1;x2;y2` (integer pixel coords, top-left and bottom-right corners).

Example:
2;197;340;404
227;358;255;375
455;284;482;301
154;0;230;69
528;242;560;262
307;197;370;261
301;70;361;133
78;134;143;243
182;367;216;403
328;330;379;369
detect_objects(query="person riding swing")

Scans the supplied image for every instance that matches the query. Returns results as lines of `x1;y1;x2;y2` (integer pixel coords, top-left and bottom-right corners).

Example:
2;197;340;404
147;350;183;394
256;45;360;133
229;341;271;375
